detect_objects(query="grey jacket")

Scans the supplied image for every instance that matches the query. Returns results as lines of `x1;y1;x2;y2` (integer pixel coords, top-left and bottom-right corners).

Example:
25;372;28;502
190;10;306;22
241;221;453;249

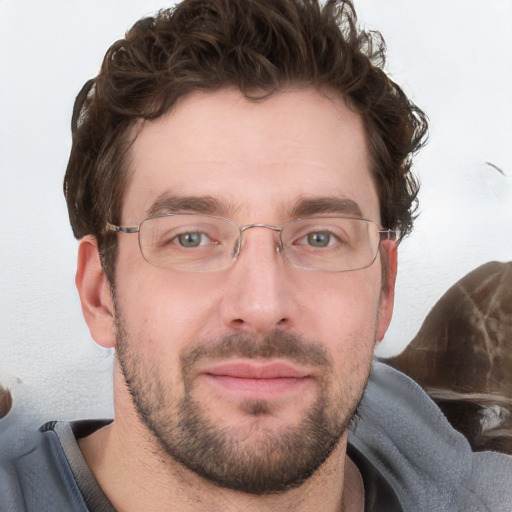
1;361;511;511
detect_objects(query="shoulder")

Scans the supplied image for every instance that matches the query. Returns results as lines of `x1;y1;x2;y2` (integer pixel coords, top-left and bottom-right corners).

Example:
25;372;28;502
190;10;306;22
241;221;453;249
349;361;512;512
0;421;90;511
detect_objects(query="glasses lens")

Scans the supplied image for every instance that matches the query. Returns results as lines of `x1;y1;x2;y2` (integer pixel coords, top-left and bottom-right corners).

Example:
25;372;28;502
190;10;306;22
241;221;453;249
281;218;380;271
139;214;240;271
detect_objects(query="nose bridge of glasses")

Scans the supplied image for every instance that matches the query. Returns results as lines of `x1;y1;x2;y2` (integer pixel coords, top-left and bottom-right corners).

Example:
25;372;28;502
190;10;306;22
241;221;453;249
238;223;283;252
239;223;282;234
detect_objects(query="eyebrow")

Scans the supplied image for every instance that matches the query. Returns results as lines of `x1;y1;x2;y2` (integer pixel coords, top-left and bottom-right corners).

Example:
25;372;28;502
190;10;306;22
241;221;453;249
288;196;364;218
146;193;364;221
147;194;235;218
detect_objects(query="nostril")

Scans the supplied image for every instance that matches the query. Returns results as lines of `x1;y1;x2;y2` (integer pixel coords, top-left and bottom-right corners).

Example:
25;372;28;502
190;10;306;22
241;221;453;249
0;385;13;419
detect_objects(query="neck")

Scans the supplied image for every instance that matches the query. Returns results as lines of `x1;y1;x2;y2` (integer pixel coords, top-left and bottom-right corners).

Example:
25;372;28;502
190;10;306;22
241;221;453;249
78;417;364;512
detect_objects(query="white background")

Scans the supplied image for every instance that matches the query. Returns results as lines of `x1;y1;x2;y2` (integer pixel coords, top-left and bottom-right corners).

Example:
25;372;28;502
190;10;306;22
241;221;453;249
0;1;511;443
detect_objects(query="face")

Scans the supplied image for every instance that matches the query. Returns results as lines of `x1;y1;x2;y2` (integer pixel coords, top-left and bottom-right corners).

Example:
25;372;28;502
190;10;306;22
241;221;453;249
101;88;396;493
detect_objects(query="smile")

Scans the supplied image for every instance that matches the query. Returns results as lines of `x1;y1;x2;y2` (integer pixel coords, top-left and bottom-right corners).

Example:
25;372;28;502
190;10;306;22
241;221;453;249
199;360;312;400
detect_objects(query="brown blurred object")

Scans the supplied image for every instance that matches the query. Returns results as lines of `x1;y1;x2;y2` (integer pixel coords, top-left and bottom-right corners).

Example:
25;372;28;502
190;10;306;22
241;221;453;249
0;385;12;419
386;261;512;454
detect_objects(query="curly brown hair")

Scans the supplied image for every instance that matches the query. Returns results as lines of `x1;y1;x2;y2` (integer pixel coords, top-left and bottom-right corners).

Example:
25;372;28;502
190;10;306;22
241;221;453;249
64;0;428;283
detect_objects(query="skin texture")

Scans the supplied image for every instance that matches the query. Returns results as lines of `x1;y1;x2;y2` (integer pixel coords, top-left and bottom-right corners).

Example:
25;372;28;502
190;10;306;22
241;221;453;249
76;88;397;512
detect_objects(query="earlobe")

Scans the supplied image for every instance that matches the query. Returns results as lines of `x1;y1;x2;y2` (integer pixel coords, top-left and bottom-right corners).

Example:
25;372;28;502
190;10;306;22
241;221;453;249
376;240;398;342
76;236;116;348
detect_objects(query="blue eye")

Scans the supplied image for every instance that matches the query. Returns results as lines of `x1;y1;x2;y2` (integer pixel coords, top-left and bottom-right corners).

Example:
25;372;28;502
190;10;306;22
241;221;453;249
177;232;200;247
306;231;332;247
175;232;210;247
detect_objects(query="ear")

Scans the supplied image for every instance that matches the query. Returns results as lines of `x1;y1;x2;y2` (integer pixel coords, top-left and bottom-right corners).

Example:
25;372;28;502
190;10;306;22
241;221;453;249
376;240;398;342
76;236;116;348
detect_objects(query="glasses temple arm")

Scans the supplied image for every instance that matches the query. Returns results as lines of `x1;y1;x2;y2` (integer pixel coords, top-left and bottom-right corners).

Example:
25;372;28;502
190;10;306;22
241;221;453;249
379;229;396;241
106;222;140;234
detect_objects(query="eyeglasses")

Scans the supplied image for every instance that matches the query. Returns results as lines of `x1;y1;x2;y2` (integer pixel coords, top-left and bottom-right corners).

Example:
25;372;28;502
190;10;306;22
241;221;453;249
106;214;395;272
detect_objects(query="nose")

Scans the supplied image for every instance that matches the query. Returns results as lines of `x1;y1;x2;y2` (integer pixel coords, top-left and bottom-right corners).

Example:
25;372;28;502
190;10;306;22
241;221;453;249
220;228;300;335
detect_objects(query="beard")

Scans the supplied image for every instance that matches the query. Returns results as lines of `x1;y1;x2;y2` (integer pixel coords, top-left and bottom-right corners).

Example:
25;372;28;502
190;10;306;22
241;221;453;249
116;320;370;495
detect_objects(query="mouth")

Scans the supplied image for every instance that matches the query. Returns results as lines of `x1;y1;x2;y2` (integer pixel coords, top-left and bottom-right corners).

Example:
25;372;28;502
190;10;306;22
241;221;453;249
198;360;312;400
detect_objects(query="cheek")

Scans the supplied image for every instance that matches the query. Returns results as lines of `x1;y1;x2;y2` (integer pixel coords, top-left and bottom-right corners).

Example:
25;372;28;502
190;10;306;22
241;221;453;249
298;269;380;386
114;265;226;349
299;268;381;337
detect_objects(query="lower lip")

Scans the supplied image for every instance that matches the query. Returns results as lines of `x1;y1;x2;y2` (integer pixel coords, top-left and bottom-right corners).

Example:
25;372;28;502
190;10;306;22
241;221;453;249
203;374;309;399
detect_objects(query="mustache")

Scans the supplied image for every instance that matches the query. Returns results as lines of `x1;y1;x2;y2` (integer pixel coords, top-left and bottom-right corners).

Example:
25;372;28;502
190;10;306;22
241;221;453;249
180;330;332;372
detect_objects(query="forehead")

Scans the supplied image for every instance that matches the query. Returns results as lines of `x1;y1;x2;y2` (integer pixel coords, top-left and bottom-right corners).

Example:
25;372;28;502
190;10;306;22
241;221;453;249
123;88;379;223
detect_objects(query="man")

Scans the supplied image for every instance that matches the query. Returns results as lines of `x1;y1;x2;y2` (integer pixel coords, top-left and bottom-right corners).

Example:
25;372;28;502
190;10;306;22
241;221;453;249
1;0;511;510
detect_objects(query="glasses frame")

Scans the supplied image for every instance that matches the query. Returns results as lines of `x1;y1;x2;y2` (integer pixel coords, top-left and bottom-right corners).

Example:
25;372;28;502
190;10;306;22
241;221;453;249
106;213;396;272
